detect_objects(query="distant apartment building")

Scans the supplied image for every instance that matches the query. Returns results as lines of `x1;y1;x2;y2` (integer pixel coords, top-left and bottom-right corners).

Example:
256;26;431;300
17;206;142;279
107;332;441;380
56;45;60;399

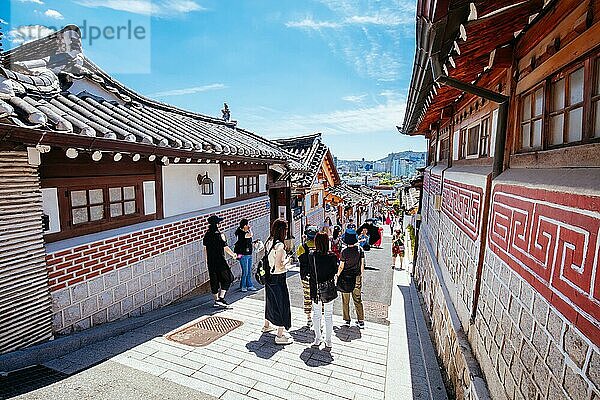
373;161;387;172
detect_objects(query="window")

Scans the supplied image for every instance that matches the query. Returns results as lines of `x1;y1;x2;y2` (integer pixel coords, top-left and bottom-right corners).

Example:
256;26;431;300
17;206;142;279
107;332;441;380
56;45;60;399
311;193;319;208
467;125;480;156
67;185;140;227
439;137;449;161
70;189;105;225
459;129;467;159
520;86;544;149
518;51;600;152
238;175;258;197
549;66;584;145
593;57;600;138
479;117;490;157
109;186;137;218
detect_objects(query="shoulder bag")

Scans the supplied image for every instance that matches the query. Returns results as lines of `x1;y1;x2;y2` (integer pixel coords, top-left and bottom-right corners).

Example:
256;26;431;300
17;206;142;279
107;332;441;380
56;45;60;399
312;253;338;303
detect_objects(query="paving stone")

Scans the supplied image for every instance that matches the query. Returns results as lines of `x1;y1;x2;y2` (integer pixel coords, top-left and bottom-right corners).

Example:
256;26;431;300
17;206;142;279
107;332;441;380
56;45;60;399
161;370;226;398
193;366;253;394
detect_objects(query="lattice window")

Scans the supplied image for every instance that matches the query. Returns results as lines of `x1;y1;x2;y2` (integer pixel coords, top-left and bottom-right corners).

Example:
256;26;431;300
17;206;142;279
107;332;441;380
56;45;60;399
467;125;480;156
479;117;490;157
520;85;544;149
549;65;584;145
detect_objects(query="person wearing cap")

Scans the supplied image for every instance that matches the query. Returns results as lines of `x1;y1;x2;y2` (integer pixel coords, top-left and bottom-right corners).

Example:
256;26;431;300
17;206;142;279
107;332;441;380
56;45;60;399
337;229;365;329
203;215;238;307
297;225;319;328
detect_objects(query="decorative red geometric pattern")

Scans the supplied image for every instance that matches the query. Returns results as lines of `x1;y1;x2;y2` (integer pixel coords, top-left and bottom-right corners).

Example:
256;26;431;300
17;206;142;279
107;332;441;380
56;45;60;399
442;179;483;241
423;171;430;194
430;174;441;195
45;198;269;292
488;184;600;345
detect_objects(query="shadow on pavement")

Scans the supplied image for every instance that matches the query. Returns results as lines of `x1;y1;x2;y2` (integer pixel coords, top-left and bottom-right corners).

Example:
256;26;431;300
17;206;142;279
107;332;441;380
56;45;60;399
289;327;315;344
300;347;333;366
396;283;449;399
245;333;286;359
333;325;361;342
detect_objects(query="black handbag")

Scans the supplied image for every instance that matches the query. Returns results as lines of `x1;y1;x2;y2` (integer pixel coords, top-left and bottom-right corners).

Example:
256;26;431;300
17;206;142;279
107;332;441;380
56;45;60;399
312;254;338;303
255;241;276;285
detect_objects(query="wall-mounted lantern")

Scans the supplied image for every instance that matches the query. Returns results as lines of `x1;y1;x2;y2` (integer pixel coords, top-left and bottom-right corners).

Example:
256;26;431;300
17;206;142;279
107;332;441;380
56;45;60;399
198;172;214;195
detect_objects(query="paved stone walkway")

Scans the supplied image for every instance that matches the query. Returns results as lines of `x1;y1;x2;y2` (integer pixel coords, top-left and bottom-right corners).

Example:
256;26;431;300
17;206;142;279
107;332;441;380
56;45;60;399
11;232;447;400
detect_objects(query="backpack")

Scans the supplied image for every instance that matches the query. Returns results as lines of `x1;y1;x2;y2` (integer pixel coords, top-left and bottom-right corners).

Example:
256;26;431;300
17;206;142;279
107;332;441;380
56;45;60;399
255;240;276;285
299;243;314;281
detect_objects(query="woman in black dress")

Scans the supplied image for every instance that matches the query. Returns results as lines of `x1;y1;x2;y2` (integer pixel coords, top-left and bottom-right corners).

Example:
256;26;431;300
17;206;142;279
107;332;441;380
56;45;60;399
263;219;293;345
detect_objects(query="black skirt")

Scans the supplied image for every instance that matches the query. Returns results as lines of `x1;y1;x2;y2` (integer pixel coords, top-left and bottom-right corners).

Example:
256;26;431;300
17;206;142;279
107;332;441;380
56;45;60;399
265;273;291;330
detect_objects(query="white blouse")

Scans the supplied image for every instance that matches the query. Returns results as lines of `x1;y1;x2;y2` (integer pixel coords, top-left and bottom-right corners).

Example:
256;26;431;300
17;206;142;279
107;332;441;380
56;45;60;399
266;240;288;274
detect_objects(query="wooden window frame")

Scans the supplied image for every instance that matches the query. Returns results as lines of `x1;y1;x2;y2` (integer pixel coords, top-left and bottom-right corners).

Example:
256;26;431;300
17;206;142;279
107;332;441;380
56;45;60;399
439;137;450;162
479;116;490;157
517;50;600;154
310;192;320;209
518;83;545;152
236;173;259;201
466;124;480;158
548;62;585;147
458;129;467;160
592;55;600;139
45;175;154;242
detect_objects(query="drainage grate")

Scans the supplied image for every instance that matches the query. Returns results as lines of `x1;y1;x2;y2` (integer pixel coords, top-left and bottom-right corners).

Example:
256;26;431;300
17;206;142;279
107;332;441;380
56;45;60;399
0;365;68;399
165;316;243;347
362;301;389;320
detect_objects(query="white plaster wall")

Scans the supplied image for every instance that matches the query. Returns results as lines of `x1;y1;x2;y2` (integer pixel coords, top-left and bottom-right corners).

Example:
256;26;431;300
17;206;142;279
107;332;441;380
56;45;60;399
224;176;237;199
143;181;156;215
68;78;124;104
259;174;267;193
453;131;460;161
41;188;60;234
162;164;221;218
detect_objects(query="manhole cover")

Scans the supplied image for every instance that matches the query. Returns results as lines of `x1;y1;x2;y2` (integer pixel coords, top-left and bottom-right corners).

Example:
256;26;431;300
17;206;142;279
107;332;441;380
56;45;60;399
362;301;389;319
0;365;68;399
165;316;243;347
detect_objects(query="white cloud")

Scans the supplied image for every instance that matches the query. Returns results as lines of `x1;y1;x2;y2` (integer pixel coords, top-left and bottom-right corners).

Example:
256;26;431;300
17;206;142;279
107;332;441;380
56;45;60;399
8;25;55;44
285;0;414;81
17;0;44;4
149;83;226;97
75;0;204;17
285;18;340;29
342;94;367;103
44;9;64;20
240;96;406;139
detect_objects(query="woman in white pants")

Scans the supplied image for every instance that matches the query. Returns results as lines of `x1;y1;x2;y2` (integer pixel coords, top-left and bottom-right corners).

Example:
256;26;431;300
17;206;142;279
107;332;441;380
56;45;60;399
308;232;338;348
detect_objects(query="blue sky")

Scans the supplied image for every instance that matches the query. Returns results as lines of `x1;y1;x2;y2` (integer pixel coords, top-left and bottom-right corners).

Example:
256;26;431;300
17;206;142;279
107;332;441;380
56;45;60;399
1;0;426;160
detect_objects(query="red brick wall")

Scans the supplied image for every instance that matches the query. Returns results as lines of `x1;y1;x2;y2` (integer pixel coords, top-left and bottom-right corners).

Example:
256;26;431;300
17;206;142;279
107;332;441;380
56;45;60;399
46;198;269;292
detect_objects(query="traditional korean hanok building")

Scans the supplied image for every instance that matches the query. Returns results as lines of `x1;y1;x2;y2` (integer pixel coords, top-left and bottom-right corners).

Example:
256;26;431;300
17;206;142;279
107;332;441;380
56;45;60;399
325;183;378;226
400;0;599;398
0;25;296;356
274;133;340;246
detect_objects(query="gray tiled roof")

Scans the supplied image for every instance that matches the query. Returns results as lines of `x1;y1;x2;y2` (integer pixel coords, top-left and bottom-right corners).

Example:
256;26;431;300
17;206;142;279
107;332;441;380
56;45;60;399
326;184;375;207
0;25;293;162
274;133;328;187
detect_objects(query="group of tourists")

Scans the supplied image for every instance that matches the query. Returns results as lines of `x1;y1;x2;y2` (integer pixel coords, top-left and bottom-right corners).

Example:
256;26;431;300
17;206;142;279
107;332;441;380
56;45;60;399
202;213;401;349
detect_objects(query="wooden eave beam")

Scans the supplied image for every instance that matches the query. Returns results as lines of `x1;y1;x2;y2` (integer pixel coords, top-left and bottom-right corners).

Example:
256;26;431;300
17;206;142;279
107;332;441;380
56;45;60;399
0;124;284;164
487;45;514;70
459;0;544;56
